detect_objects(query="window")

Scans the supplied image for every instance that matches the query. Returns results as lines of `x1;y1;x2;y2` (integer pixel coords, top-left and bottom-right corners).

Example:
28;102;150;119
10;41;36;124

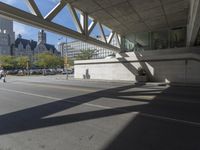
152;31;168;50
170;27;186;48
195;29;200;46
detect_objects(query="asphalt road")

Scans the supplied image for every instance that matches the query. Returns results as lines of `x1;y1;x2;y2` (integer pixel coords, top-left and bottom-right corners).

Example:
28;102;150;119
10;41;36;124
0;76;200;150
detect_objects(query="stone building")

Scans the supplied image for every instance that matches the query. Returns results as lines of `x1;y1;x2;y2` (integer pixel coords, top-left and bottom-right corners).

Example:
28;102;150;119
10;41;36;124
0;16;15;55
14;30;60;59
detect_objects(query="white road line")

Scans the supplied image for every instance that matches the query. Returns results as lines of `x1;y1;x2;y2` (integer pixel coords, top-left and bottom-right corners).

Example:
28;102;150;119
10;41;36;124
0;87;60;100
9;82;96;92
1;87;200;127
140;113;200;127
0;87;110;109
11;82;200;104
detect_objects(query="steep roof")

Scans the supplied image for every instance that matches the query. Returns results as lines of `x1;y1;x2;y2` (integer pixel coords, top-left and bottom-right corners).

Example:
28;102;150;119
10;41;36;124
15;38;37;50
44;43;56;51
15;38;58;53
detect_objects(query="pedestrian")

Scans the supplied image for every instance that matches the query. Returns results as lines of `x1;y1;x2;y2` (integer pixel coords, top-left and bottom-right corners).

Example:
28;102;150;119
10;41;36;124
2;70;6;83
0;67;3;79
0;67;6;83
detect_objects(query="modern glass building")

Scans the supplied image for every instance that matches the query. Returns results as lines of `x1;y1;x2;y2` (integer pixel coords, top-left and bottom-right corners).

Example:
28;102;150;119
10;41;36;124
58;36;118;59
122;27;187;52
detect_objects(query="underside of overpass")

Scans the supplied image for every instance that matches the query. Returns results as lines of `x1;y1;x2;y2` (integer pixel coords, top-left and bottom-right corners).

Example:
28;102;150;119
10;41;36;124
72;0;189;36
1;0;200;51
69;0;199;50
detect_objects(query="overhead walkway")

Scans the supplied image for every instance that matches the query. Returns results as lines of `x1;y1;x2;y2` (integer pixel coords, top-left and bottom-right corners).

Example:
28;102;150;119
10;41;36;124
1;0;200;52
0;0;121;52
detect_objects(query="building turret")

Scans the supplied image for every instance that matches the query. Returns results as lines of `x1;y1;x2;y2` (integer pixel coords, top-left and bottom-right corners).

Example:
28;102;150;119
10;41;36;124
38;29;46;44
0;16;15;55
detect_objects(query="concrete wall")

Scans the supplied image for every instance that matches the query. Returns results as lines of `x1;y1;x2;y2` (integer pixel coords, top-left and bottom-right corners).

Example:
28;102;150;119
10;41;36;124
74;47;200;84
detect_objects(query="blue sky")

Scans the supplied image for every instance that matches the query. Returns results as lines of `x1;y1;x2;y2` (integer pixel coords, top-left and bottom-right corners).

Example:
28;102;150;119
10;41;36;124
0;0;112;46
1;0;75;45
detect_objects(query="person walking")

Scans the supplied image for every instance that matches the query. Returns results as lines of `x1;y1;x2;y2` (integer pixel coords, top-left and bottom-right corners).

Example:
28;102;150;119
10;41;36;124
0;68;6;83
0;68;3;80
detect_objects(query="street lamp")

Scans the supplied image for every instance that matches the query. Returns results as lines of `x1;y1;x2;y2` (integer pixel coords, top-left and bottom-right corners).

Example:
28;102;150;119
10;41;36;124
58;37;68;79
64;37;68;80
26;59;30;76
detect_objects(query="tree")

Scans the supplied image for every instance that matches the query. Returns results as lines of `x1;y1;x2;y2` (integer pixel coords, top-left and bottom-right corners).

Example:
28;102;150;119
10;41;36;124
0;55;16;69
76;49;95;60
66;57;74;67
55;55;64;68
15;56;30;69
34;52;63;69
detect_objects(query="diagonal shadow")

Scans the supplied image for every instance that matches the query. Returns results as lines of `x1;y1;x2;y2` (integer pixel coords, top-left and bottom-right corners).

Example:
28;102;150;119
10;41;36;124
117;57;139;76
0;84;145;135
0;83;200;140
1;82;200;149
102;86;200;150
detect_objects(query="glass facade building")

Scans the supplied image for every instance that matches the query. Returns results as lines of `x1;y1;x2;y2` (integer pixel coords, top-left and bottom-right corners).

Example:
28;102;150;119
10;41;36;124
58;36;118;59
124;27;187;52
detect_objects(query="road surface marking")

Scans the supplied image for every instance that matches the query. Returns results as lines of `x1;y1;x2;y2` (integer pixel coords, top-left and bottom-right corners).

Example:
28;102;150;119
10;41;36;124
0;87;60;100
9;82;97;92
140;113;200;127
1;87;200;127
0;87;110;109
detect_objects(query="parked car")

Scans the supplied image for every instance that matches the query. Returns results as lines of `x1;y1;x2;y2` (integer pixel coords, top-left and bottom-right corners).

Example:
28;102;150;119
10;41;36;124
68;69;74;74
62;69;74;74
56;68;63;74
17;70;24;76
30;69;42;75
6;70;18;75
44;69;57;75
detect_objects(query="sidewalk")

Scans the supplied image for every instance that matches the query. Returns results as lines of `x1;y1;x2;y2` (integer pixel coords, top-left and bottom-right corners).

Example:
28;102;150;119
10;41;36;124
6;75;200;87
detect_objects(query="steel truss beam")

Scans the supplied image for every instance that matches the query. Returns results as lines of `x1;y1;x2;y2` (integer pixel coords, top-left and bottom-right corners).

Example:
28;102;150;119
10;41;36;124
99;23;107;43
44;0;66;21
0;1;121;52
116;33;122;48
68;3;84;33
26;0;42;18
108;31;115;44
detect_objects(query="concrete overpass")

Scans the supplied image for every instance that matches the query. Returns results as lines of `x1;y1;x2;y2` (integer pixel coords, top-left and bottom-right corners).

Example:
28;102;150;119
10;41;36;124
1;0;200;83
1;0;200;50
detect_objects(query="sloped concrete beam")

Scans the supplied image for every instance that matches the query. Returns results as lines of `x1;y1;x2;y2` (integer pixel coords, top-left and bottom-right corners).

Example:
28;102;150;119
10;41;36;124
187;0;200;46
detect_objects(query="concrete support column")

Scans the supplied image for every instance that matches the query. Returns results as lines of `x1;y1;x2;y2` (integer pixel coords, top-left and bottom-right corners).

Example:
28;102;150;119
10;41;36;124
120;36;126;53
187;0;200;46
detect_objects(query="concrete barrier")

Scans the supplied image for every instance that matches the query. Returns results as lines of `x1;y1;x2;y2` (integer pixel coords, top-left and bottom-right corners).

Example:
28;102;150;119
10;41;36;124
74;47;200;84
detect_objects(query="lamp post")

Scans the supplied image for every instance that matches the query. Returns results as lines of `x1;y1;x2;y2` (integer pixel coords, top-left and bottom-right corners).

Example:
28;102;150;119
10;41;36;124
64;55;68;79
26;60;30;76
58;37;68;79
64;37;68;80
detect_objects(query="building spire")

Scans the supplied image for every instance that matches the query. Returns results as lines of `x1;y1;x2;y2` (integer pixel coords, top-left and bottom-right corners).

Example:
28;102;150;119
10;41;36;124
38;29;46;44
18;34;22;39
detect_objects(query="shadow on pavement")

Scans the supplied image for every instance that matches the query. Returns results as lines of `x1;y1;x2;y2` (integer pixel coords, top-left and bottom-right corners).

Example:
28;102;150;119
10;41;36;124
0;83;200;149
103;86;200;150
